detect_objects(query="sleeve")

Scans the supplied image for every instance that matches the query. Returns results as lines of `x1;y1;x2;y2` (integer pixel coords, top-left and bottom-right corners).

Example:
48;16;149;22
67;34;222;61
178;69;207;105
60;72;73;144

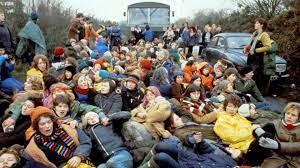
74;128;92;157
251;83;265;102
279;141;300;154
234;78;253;93
91;27;99;37
74;101;105;119
194;141;215;154
213;116;253;143
255;32;272;53
146;100;171;123
108;94;123;115
171;84;182;100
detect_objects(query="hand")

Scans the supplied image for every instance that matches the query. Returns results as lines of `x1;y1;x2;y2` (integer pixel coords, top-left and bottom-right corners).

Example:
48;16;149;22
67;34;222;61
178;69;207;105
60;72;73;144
252;124;261;130
137;112;147;119
68;120;78;129
10;58;15;64
259;137;279;149
67;156;81;168
2;117;16;128
101;117;110;126
249;50;255;55
193;132;202;143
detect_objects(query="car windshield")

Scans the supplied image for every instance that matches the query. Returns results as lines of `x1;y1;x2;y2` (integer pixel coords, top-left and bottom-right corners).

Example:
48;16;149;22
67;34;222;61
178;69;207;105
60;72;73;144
227;36;251;49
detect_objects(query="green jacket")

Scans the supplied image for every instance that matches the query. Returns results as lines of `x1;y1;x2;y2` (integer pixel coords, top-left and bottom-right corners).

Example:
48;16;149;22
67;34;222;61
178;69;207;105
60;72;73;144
235;78;264;102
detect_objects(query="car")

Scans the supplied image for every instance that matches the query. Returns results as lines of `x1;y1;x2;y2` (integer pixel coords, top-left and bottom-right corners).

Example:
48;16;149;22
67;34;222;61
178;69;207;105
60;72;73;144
201;33;289;81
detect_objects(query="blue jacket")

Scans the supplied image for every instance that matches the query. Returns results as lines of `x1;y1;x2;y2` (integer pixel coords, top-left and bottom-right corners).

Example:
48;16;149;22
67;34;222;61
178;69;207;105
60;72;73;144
142;29;153;42
93;38;108;56
181;30;189;46
149;78;171;99
0;56;14;82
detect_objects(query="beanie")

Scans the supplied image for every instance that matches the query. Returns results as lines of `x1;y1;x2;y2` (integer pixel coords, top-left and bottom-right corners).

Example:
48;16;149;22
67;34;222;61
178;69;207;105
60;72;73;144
238;104;252;118
78;60;89;72
54;47;64;56
103;51;112;62
239;66;253;77
173;71;183;80
98;70;110;79
64;65;77;76
146;86;161;97
30;106;54;124
30;11;38;20
126;73;140;84
139;59;152;70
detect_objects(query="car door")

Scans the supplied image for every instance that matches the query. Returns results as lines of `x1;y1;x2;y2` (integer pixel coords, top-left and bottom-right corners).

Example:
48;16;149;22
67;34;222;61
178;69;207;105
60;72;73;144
204;36;218;63
212;36;226;63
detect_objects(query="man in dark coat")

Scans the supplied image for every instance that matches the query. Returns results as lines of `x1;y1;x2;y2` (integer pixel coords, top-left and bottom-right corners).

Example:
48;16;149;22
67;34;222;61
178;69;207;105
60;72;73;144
0;9;14;54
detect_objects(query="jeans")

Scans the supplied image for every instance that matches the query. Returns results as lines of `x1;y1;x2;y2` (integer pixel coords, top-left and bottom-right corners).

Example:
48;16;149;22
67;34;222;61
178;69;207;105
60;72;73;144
0;77;24;94
153;143;181;168
97;150;133;168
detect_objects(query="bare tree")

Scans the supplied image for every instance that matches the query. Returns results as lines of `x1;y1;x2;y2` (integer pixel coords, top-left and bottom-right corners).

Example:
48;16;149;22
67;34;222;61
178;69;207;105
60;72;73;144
235;0;288;18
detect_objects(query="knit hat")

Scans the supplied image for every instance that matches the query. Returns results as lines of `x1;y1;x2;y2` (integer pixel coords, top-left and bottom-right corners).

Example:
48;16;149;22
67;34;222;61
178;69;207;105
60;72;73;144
98;70;110;79
53;47;64;56
145;86;161;97
218;80;230;91
177;48;184;53
103;51;112;62
30;11;38;20
80;50;89;58
239;66;253;77
126;73;140;84
64;65;77;76
78;60;89;72
120;46;129;53
238;104;255;118
30;106;54;124
83;111;99;126
171;49;180;63
139;59;152;70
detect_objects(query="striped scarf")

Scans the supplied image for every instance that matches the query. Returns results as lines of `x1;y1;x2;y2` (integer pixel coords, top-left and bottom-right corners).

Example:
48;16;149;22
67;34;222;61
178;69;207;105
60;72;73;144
35;126;77;159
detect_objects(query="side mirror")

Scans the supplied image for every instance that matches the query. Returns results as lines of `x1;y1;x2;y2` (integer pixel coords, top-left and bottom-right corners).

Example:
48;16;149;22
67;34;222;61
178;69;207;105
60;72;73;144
123;12;126;17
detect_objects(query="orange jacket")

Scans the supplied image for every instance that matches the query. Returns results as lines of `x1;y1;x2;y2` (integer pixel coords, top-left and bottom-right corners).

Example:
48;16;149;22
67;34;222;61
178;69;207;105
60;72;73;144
84;23;98;40
197;62;214;90
183;65;197;83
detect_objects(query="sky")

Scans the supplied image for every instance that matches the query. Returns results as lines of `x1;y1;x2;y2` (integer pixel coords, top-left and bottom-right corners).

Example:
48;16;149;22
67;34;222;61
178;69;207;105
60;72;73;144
62;0;237;22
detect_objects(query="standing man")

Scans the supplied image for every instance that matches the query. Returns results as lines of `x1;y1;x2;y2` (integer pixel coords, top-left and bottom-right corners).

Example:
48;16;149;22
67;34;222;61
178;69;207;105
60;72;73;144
68;13;84;42
107;21;121;49
0;9;14;54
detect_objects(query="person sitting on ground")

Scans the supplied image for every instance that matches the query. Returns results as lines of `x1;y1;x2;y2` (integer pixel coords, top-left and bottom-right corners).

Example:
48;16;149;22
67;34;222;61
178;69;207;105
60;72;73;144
0;147;22;168
171;71;185;102
196;62;214;92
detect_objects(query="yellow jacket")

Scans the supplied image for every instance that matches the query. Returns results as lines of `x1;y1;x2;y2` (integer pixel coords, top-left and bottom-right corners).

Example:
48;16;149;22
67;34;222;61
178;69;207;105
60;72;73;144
255;32;272;53
27;68;43;79
213;112;254;153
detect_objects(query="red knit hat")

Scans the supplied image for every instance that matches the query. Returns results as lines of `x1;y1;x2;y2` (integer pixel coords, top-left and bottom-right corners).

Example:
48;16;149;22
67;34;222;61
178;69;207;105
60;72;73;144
139;59;152;70
54;47;64;56
146;86;161;97
30;106;54;124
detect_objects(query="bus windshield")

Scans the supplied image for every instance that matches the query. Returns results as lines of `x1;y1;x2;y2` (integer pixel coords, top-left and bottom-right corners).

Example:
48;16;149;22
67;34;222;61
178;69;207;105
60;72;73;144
128;7;169;26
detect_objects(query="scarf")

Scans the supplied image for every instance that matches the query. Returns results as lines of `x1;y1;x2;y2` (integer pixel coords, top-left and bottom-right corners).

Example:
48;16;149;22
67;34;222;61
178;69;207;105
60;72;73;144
74;86;89;94
250;30;263;53
183;97;206;115
281;119;300;131
34;126;77;160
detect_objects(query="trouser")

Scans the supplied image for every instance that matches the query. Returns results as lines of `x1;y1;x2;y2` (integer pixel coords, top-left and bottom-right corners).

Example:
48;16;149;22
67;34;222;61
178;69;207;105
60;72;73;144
0;77;24;94
152;143;181;168
97;150;133;168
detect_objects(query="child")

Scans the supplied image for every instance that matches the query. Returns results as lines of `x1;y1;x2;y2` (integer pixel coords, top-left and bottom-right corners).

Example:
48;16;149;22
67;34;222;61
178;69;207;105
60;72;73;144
57;65;77;87
83;111;132;167
213;94;255;157
253;102;300;167
196;62;214;91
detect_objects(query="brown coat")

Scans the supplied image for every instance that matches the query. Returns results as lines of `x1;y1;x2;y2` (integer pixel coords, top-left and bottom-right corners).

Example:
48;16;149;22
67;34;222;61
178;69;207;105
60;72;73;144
131;96;172;139
261;120;300;168
171;82;185;102
68;18;81;41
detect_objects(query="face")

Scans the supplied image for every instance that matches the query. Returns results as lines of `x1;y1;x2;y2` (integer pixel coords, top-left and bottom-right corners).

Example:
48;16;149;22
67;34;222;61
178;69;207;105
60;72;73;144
227;74;236;83
146;91;156;102
0;13;5;22
126;81;137;90
21;100;34;116
225;83;234;93
38;116;53;136
94;64;101;71
0;153;17;168
80;67;89;74
201;67;209;75
157;52;165;61
65;71;73;80
285;108;299;124
0;49;5;55
100;82;110;94
244;71;254;80
78;76;91;89
225;103;238;116
87;115;100;126
190;91;200;101
37;59;47;72
54;103;69;118
175;76;183;84
193;78;202;86
215;69;223;78
255;21;263;30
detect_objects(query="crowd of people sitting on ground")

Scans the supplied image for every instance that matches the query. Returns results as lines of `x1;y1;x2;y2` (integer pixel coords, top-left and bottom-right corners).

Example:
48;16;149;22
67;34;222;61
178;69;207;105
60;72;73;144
0;11;299;168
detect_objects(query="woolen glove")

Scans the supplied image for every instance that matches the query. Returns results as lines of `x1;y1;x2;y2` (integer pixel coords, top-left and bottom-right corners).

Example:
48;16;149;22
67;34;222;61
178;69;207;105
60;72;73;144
254;127;265;137
259;137;279;149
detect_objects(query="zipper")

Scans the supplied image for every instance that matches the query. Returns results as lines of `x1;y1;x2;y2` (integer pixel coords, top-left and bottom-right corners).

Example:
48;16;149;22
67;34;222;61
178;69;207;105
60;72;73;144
91;124;109;156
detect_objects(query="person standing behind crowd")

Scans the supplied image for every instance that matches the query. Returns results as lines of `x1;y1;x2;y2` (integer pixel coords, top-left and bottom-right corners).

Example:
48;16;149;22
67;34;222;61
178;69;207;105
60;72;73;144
246;18;273;95
68;13;84;42
83;17;100;45
107;21;121;48
142;24;153;42
186;26;199;55
202;25;213;48
0;9;14;54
